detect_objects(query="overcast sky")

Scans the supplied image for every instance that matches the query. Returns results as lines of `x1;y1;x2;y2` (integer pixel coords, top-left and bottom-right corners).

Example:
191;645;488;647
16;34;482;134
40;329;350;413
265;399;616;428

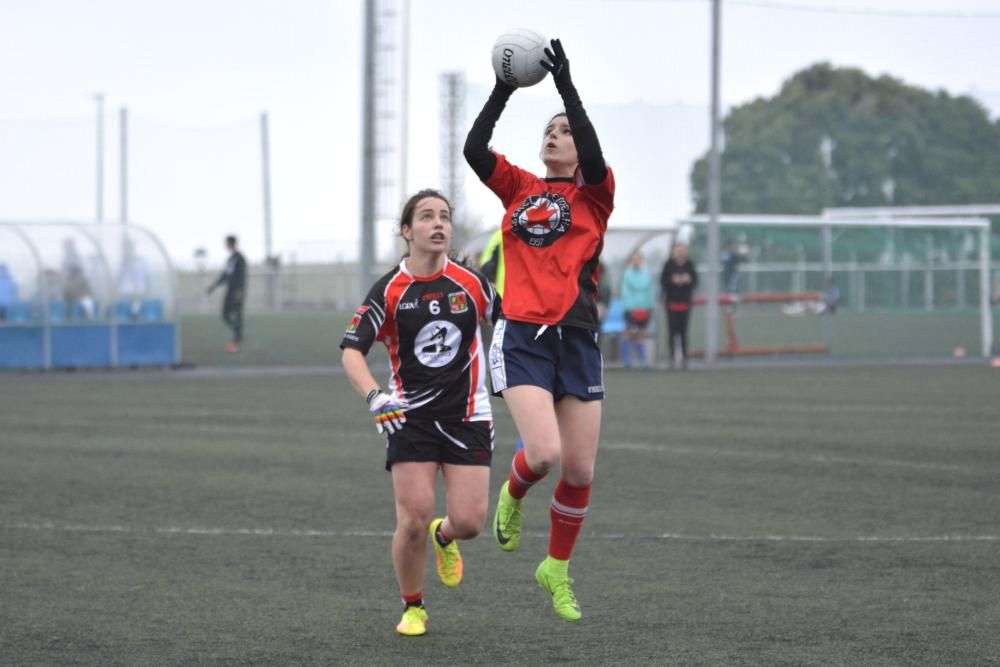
2;0;999;267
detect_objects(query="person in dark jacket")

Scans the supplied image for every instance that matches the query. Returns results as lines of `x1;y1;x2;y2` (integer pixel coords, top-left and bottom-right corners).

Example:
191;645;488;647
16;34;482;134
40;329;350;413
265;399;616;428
659;242;698;369
206;235;247;352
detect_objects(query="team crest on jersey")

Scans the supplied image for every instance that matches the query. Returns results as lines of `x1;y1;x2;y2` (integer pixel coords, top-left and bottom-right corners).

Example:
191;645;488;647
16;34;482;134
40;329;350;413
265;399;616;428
511;193;571;247
346;306;369;333
414;320;461;368
448;292;468;314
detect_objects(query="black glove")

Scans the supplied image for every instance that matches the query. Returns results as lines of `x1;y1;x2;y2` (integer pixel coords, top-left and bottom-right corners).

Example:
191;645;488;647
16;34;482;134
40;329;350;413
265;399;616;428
540;38;571;85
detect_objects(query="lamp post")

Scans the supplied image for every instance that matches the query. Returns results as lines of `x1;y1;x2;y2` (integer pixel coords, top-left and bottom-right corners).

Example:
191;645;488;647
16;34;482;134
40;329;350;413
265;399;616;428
705;0;722;363
94;92;105;222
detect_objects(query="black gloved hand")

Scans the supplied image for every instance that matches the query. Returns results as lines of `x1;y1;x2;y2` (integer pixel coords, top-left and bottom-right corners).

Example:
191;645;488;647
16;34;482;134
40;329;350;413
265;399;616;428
540;38;571;84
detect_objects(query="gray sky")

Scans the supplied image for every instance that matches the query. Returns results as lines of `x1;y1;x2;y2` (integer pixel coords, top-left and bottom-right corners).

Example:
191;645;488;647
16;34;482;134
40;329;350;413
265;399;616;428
2;0;999;267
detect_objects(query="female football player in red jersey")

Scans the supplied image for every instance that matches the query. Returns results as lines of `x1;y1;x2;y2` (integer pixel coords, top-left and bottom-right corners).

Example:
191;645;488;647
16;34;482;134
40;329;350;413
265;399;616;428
340;189;500;637
464;38;614;622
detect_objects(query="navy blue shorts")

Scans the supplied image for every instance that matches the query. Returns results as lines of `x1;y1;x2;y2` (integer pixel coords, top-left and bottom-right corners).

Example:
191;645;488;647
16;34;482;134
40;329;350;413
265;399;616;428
489;319;605;401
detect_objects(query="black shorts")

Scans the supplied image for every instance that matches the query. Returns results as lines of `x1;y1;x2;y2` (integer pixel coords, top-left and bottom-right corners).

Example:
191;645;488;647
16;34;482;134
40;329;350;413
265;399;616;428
385;419;494;471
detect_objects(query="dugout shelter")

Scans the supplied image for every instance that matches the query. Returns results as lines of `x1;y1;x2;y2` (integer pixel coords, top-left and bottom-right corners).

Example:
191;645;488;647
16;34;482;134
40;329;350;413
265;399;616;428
0;222;179;369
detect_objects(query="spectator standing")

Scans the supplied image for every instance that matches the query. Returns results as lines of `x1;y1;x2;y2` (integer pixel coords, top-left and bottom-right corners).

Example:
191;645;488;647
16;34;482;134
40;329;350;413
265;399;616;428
619;251;655;369
660;243;699;369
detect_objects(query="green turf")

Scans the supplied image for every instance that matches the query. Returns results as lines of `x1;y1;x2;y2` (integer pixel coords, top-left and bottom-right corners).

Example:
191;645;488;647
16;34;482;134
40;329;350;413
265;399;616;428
180;312;350;368
1;365;998;664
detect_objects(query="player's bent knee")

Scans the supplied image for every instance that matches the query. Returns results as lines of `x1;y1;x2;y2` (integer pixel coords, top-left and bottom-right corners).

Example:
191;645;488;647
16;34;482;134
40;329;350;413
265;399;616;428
447;515;484;540
524;444;560;472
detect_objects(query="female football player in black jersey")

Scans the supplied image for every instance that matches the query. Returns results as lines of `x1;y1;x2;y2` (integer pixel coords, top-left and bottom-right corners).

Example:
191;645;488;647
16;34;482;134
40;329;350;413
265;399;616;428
465;38;614;622
340;189;500;637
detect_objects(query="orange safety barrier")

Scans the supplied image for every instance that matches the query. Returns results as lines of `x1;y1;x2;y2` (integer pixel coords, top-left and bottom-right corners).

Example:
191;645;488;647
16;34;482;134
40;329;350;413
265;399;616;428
688;292;829;357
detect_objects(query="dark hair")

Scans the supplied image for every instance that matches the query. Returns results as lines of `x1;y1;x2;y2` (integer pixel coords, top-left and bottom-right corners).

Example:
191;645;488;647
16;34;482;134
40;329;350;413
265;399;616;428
225;235;237;247
399;188;452;236
544;112;568;132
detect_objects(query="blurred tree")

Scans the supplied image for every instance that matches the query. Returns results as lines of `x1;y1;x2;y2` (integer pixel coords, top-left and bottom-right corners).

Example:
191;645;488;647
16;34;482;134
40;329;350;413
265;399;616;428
690;63;1000;214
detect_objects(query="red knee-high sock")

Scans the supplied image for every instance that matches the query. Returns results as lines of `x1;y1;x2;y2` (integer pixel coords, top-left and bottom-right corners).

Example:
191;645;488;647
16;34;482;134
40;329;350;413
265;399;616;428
548;479;591;560
507;448;546;499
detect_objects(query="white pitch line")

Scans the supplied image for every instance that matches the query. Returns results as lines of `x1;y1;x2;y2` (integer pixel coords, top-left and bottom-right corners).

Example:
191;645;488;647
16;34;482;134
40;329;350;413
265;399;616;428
602;441;985;473
4;522;998;543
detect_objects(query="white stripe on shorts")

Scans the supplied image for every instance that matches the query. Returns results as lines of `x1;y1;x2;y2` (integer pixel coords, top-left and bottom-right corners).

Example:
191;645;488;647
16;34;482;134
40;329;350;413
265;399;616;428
434;421;469;450
489;318;508;393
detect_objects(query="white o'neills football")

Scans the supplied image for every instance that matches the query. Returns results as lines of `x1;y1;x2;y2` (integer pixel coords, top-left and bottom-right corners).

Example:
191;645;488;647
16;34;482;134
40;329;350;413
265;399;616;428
492;28;549;88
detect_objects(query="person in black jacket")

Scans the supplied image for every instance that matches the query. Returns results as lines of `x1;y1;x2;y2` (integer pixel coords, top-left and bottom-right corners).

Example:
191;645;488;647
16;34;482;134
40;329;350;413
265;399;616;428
206;235;247;352
659;242;698;368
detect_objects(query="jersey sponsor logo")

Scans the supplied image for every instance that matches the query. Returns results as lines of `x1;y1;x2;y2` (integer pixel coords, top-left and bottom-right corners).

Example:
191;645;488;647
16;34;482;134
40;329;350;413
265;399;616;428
421;291;444;301
397;299;420;311
346;306;369;333
448;291;468;314
414;320;461;368
511;193;571;247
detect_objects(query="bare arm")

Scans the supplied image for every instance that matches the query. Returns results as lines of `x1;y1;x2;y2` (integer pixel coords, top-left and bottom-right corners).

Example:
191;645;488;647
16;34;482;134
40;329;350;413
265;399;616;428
341;348;380;400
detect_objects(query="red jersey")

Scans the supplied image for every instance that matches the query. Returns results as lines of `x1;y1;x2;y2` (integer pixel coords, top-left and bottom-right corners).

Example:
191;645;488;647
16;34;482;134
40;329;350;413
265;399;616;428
485;152;614;329
340;259;499;422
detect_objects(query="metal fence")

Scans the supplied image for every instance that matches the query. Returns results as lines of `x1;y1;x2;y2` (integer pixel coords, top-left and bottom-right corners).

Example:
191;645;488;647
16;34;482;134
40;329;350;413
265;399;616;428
177;262;392;315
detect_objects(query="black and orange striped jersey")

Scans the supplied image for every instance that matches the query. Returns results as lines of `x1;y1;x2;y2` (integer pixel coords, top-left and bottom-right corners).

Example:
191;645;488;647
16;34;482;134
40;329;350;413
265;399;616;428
484;153;615;329
340;258;500;422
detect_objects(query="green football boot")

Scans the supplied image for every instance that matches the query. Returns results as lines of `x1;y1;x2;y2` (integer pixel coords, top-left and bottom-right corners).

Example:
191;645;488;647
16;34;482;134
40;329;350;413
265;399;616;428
535;557;582;622
396;605;428;636
493;481;523;552
429;518;462;587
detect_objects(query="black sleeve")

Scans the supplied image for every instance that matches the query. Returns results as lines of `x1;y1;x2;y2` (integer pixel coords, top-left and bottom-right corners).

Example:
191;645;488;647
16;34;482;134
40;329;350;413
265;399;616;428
490;290;503;325
690;263;699;291
209;271;227;290
555;76;607;186
339;279;389;355
464;79;515;182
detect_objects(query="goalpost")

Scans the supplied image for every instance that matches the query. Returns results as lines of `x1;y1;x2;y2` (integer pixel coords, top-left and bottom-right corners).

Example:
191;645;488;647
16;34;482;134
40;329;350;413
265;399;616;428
679;213;993;358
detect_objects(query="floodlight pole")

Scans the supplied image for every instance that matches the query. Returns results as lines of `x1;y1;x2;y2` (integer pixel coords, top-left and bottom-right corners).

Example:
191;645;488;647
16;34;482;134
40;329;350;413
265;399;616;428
119;106;128;224
261;111;278;310
705;0;722;363
260;111;274;262
359;0;377;301
399;0;410;202
94;92;105;223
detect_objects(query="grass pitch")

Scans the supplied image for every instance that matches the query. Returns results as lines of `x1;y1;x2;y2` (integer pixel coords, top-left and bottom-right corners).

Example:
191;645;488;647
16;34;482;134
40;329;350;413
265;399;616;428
1;363;998;665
